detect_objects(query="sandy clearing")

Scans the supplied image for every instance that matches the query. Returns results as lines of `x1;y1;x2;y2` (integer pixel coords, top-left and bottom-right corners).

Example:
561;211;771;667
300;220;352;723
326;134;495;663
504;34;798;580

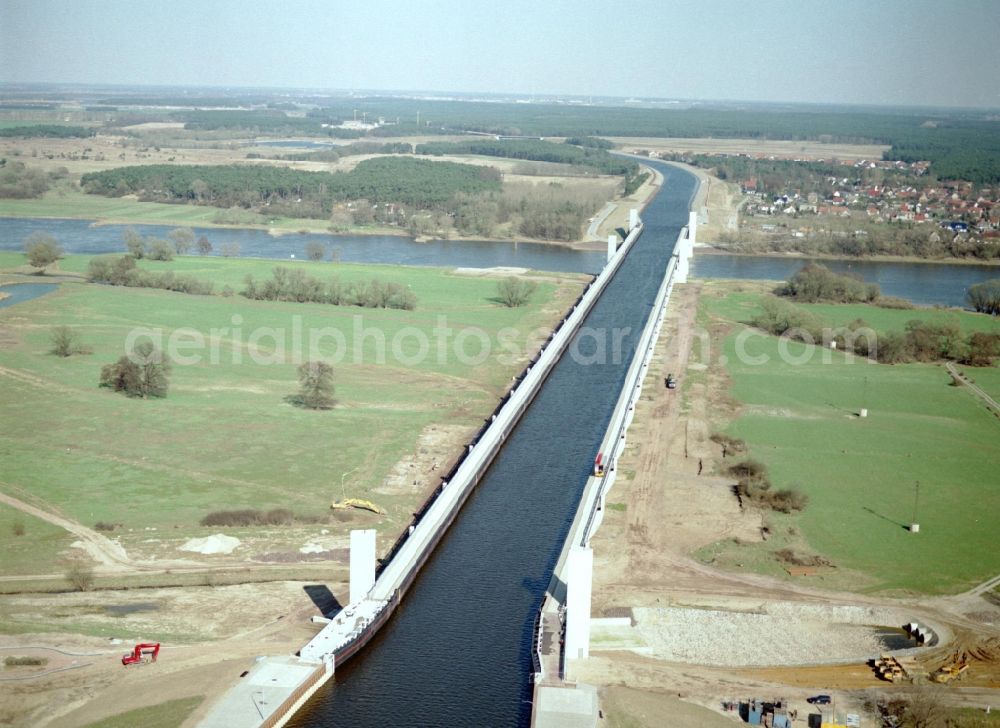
609;136;890;162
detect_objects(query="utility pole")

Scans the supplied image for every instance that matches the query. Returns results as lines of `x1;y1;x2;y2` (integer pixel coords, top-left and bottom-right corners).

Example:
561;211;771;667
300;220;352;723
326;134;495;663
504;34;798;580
910;481;920;533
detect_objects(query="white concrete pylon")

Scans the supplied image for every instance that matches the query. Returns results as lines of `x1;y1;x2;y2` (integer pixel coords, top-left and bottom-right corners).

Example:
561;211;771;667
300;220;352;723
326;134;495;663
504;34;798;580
688;210;698;249
675;253;689;283
629;208;639;231
565;546;594;659
349;529;377;603
608;234;617;262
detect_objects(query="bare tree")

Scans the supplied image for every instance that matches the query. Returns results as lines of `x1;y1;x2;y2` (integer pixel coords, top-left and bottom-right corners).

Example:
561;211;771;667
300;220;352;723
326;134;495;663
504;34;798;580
305;241;326;261
123;227;145;258
66;562;95;591
49;325;90;357
169;227;195;255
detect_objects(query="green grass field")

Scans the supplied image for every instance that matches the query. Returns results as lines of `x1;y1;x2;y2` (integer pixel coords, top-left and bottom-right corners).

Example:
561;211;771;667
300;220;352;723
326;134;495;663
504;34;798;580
698;283;1000;595
0;255;583;573
0;189;354;233
953;364;1000;402
0;503;73;576
81;696;204;728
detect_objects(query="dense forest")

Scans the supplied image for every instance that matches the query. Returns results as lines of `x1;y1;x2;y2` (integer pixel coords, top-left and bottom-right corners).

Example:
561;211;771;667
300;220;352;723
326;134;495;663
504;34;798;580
0;124;96;138
176;110;364;138
886;121;1000;185
80;157;502;219
414;139;637;176
10;90;997;183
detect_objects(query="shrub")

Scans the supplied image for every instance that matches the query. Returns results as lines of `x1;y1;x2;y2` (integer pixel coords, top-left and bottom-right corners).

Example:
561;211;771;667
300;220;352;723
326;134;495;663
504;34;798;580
729;460;808;513
727;459;769;483
49;325;91;357
774;548;831;567
12;520;25;536
4;656;47;667
66;562;95;591
146;238;174;261
305;241;326;261
875;296;915;310
497;277;538;307
99;341;171;398
962;332;1000;366
242;267;416;310
710;433;747;455
765;489;810;513
967;279;1000;315
752;296;823;339
94;521;118;532
88;255;213;295
200;509;297;527
776;262;879;303
24;232;63;271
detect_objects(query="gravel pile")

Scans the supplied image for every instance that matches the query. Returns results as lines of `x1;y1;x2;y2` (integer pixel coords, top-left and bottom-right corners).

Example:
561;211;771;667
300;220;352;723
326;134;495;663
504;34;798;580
179;534;240;555
634;602;908;666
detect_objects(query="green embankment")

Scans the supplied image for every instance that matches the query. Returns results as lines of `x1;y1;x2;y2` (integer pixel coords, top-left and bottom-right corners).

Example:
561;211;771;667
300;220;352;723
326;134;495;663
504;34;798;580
81;696;204;728
698;283;1000;595
0;254;581;571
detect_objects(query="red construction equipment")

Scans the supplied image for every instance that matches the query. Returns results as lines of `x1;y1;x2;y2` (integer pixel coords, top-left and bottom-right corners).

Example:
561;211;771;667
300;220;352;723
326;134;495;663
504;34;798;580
121;642;160;666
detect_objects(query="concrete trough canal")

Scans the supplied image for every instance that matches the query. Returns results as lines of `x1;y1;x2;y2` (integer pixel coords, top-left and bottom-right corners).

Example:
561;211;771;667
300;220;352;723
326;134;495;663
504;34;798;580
200;161;697;728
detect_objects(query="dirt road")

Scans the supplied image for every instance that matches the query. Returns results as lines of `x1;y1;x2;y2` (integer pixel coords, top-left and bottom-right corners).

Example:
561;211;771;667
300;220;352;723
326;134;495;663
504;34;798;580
0;487;133;571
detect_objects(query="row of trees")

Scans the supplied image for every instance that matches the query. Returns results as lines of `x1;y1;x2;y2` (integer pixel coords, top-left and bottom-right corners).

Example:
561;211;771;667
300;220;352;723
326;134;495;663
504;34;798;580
88;255;214;295
243;267;417;310
753;295;1000;366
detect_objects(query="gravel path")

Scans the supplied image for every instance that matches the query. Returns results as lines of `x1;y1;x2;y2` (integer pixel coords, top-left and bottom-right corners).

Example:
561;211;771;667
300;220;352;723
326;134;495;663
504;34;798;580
633;602;913;667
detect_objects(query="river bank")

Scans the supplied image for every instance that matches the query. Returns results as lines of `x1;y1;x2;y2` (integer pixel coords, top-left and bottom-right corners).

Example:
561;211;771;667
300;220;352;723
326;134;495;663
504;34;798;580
0;170;660;253
696;244;1000;267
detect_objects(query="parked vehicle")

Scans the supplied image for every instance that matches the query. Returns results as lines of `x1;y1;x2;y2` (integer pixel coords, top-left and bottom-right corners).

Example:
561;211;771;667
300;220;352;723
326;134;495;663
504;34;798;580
665;373;677;389
806;695;831;705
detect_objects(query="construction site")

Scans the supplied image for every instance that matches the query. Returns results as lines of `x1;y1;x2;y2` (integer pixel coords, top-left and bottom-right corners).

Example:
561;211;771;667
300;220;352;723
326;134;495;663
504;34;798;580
572;261;1000;727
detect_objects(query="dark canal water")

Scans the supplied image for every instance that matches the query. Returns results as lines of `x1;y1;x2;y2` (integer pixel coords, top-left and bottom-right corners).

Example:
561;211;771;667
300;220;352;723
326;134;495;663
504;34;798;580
0;217;605;275
287;160;696;726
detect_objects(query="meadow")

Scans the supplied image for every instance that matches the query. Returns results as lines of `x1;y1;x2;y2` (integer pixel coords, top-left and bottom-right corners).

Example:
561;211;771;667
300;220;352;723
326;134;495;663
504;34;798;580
0;254;584;574
0;189;337;233
696;283;1000;594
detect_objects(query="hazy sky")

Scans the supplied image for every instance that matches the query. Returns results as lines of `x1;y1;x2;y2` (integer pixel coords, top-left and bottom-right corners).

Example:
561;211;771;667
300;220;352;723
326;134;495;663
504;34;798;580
2;0;999;108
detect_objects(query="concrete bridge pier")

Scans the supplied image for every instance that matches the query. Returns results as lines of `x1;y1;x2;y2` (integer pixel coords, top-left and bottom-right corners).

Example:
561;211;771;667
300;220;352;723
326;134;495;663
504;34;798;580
350;529;377;603
564;546;593;659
